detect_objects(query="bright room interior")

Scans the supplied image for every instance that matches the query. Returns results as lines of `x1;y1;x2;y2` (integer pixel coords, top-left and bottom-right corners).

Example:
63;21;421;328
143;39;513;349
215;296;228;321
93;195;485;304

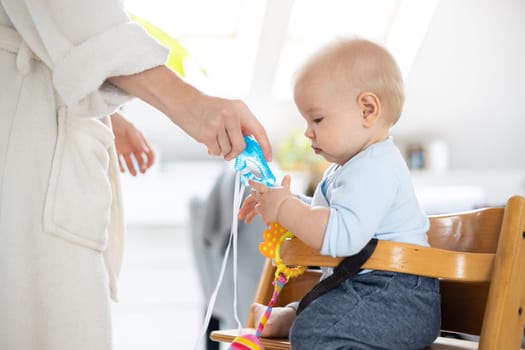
112;0;525;349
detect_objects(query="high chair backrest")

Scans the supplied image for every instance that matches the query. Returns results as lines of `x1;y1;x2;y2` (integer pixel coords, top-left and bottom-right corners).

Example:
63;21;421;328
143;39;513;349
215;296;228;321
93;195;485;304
212;196;525;350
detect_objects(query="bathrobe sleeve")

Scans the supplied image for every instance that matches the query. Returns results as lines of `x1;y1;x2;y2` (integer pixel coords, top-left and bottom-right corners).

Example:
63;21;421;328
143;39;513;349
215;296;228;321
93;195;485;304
1;0;169;115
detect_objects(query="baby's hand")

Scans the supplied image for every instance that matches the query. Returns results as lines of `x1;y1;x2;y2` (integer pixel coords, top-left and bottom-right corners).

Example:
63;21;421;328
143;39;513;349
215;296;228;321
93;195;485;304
245;176;292;225
251;302;296;338
239;193;258;224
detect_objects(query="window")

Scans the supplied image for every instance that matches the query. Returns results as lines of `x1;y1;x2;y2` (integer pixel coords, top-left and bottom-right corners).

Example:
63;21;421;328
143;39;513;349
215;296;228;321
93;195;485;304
124;0;438;99
125;0;265;96
273;0;402;99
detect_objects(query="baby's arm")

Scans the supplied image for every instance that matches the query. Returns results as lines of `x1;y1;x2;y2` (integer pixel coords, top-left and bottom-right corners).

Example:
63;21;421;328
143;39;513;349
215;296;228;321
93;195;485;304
251;302;297;338
240;175;329;251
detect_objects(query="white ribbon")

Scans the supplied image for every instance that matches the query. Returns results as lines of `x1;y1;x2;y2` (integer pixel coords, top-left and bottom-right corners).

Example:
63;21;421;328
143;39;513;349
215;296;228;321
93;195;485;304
194;172;245;349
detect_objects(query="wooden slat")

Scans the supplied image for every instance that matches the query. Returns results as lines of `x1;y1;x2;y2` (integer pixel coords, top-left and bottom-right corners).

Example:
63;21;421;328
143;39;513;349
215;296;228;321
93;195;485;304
478;195;525;349
280;239;495;282
428;208;503;253
210;329;290;350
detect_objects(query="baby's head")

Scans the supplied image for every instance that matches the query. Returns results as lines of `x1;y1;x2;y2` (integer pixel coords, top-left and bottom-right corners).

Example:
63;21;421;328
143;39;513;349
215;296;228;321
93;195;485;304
293;38;404;164
295;38;404;126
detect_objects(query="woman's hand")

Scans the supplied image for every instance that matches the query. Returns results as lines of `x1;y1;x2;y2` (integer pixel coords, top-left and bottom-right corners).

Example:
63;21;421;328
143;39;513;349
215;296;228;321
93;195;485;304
179;93;271;161
111;112;155;176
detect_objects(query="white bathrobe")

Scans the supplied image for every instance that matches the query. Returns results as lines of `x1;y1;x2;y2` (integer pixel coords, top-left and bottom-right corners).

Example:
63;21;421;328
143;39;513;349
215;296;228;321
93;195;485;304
0;1;168;349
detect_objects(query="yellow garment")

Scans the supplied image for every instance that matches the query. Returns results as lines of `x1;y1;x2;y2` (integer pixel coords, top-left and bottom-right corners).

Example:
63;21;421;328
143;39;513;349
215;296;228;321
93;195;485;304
129;13;205;76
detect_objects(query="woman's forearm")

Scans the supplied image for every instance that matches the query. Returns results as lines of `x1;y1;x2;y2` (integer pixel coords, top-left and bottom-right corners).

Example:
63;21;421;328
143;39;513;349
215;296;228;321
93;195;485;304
108;65;199;125
108;65;272;161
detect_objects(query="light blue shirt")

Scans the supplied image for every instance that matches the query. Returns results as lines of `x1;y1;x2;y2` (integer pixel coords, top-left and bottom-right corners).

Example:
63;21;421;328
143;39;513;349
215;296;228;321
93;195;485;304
310;137;429;257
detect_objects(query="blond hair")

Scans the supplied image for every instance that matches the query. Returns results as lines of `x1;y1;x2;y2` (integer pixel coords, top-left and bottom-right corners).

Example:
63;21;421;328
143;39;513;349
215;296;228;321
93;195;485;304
296;38;404;125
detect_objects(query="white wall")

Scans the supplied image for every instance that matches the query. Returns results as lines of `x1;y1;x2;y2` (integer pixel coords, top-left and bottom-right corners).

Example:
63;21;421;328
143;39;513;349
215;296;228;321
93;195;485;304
395;0;525;170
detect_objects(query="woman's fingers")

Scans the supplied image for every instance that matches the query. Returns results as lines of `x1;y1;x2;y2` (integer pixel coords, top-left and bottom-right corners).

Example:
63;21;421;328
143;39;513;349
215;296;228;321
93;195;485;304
123;154;137;176
216;129;232;159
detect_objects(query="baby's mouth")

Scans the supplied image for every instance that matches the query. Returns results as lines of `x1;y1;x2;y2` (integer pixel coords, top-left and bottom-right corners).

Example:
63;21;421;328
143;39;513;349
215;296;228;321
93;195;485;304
312;146;322;154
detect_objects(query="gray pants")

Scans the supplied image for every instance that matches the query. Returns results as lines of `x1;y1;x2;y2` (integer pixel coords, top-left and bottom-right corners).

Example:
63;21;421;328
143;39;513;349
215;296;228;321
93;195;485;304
290;271;441;350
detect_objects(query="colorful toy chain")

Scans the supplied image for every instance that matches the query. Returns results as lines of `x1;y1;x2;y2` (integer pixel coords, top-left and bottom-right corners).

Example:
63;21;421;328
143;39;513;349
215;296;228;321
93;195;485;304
256;226;306;336
229;224;306;350
228;139;306;350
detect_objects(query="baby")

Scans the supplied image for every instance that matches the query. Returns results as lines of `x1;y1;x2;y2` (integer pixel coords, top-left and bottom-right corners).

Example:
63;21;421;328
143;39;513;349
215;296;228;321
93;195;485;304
239;38;441;349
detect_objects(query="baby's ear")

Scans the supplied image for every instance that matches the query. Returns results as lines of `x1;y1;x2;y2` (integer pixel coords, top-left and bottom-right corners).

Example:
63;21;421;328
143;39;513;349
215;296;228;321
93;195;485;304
357;92;381;127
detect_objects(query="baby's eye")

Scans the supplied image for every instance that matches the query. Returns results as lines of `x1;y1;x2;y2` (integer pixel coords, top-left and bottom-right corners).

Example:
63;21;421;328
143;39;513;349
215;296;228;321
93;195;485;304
313;117;323;124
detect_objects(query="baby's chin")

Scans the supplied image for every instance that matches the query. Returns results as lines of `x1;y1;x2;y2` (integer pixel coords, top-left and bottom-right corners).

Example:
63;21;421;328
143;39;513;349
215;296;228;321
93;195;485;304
320;153;340;164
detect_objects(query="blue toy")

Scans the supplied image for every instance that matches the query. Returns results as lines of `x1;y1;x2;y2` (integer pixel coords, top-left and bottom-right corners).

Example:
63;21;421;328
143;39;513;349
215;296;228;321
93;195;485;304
234;136;276;187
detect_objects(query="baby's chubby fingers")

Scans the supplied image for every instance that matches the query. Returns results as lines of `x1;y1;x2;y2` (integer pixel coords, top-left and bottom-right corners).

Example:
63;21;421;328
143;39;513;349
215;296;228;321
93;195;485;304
239;195;256;215
248;180;270;194
239;195;257;222
243;210;258;224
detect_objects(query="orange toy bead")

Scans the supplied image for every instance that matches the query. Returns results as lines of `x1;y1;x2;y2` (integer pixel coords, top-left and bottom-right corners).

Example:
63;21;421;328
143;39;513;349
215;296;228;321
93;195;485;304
258;222;289;259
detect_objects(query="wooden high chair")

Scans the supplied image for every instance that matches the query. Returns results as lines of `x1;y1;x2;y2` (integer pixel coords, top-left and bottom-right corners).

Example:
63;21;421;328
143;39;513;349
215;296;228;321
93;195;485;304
210;195;525;349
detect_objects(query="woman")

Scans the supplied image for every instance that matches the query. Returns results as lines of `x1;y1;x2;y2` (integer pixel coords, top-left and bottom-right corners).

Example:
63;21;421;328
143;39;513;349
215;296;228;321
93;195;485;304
0;1;271;349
